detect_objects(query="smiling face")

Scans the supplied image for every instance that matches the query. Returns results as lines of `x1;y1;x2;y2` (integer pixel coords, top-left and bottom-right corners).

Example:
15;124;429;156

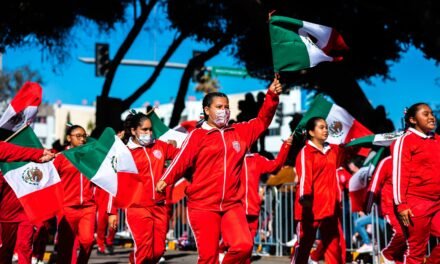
409;104;436;134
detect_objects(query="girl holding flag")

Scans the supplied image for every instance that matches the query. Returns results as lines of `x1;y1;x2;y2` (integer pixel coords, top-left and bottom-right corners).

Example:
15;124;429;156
54;125;96;264
123;111;179;264
392;103;440;264
292;117;345;264
156;79;282;264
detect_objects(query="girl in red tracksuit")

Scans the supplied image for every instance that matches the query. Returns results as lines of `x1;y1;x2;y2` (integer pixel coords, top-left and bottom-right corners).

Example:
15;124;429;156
391;103;440;264
365;156;405;263
157;79;282;264
292;117;345;264
54;125;96;264
123;112;179;264
0;141;54;264
240;136;292;257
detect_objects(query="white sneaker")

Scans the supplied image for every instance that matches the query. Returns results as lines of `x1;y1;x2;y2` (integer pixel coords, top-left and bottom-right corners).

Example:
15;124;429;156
381;252;395;264
286;234;298;247
159;256;166;263
356;243;373;253
12;253;18;262
308;257;319;264
219;253;225;263
257;251;270;257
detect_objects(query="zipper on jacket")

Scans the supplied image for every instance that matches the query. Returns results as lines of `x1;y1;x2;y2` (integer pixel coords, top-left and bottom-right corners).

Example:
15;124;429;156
143;148;156;200
244;157;249;215
219;130;227;211
80;173;83;205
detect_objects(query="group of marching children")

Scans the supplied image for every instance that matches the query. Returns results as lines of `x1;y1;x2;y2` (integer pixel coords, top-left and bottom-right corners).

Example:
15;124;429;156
291;102;440;264
2;76;440;264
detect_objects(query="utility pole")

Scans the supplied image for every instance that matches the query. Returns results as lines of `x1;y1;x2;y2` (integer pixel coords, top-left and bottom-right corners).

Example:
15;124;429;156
0;53;3;76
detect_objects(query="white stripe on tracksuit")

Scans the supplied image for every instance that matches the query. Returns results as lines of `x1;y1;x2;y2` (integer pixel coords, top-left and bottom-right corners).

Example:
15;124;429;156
392;134;408;205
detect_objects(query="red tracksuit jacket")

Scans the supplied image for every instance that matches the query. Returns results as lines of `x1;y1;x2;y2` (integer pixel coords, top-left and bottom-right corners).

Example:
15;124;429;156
0;175;27;223
391;128;440;212
295;141;343;221
127;139;179;207
365;156;392;214
0;142;45;222
160;90;279;212
53;154;95;207
241;142;290;216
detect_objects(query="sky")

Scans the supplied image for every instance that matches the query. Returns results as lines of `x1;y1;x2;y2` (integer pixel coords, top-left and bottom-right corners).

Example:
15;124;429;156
3;6;440;130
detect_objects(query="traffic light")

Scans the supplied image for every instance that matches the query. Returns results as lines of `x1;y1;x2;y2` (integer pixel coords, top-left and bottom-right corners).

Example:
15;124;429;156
191;50;206;83
95;43;110;77
275;102;284;126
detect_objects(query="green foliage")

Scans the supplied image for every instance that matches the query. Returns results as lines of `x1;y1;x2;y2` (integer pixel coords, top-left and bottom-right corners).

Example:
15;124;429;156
0;0;132;53
0;65;43;102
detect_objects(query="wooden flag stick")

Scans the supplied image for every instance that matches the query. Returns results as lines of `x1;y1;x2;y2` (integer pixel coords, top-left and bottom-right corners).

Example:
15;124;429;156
4;123;29;142
146;107;157;116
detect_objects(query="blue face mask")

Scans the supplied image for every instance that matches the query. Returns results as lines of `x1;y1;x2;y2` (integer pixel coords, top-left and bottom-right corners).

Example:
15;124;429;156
138;134;154;146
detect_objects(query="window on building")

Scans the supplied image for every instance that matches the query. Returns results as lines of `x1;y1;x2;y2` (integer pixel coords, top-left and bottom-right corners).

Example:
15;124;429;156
267;127;281;136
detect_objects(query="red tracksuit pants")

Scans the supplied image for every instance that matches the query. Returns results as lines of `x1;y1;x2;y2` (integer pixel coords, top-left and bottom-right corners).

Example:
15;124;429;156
126;205;168;264
0;222;19;264
57;205;96;264
381;206;406;263
291;216;343;264
0;221;35;264
96;207;116;251
402;197;440;264
188;205;253;264
309;218;346;264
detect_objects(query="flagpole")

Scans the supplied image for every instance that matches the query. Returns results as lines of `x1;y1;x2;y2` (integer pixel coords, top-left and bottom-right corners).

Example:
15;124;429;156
4;123;29;142
145;107;157;116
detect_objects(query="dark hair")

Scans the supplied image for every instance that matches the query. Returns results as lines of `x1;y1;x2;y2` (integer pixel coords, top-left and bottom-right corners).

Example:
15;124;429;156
122;112;150;143
404;103;429;131
305;117;326;140
66;125;85;136
202;92;228;121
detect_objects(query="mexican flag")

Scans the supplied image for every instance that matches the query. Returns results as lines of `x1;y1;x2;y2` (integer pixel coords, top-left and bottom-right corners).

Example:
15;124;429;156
63;127;140;208
148;111;187;148
269;15;348;72
0;127;63;223
348;148;385;212
346;131;404;147
297;94;372;145
0;82;42;131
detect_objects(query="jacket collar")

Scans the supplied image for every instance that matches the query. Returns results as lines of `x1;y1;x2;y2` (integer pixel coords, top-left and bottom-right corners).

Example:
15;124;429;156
307;140;331;154
127;137;143;150
408;127;434;139
201;121;235;134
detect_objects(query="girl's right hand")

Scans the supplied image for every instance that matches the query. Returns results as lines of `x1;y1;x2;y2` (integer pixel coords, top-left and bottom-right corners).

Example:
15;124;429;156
399;208;414;226
269;78;282;95
156;180;168;193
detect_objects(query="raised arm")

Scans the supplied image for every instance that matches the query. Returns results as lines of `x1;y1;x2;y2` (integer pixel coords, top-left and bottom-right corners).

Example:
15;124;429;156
234;79;282;148
259;136;292;174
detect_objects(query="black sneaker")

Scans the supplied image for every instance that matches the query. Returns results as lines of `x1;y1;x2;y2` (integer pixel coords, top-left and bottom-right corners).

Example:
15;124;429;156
97;249;107;256
106;245;115;255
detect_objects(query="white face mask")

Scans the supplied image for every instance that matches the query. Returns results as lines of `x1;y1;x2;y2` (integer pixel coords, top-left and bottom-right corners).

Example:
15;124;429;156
137;134;154;146
214;109;230;127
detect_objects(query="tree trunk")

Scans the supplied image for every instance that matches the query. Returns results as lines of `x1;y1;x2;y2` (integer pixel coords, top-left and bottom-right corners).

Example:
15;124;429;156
101;0;158;98
168;39;230;128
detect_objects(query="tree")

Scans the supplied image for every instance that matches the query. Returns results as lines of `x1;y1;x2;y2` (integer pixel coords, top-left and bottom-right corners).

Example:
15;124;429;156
0;65;43;112
230;0;440;132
